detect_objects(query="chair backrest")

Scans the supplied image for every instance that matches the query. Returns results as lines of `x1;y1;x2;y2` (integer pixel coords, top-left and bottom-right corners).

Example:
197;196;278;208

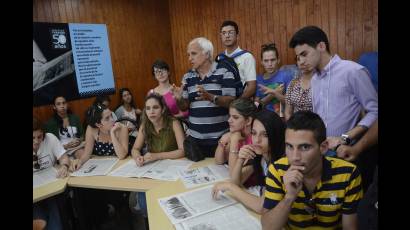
358;51;378;93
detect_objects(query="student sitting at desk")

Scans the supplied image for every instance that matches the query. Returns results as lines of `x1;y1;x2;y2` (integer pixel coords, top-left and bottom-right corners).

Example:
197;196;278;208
33;117;70;230
69;103;130;229
129;93;185;227
212;110;285;214
70;103;128;170
44;95;84;158
214;98;257;177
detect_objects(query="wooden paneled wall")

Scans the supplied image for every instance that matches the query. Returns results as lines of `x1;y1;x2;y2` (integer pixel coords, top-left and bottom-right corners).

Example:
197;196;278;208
168;0;378;83
33;0;175;124
33;0;378;124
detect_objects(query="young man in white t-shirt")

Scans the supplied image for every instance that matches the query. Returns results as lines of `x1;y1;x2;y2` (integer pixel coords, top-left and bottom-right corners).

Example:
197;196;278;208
33;117;70;176
220;20;257;99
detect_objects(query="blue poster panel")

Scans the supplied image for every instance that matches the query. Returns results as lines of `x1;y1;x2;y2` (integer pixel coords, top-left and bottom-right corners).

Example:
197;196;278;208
33;22;115;106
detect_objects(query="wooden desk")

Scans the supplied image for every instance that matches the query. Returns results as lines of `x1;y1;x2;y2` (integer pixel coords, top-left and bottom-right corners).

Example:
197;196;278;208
67;157;165;192
33;177;69;203
146;158;260;230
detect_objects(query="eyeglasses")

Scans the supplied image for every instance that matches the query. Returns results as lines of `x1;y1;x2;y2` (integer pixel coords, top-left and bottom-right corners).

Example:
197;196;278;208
33;154;40;170
154;69;167;75
220;30;236;37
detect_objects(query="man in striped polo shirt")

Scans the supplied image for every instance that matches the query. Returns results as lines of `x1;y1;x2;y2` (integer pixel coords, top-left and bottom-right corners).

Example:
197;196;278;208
173;37;241;157
262;111;363;229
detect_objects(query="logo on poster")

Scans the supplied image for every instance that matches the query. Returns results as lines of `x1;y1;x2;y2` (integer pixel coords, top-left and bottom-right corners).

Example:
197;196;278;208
51;29;67;49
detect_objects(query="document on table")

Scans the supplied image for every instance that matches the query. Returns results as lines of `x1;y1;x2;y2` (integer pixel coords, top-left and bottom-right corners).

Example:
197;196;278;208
179;164;230;189
174;203;261;230
33;167;59;188
109;159;192;181
158;185;237;224
70;158;119;177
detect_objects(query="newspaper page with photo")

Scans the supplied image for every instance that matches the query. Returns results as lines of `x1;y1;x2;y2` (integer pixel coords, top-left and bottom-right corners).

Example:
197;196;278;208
108;159;160;177
158;185;237;224
174;203;261;230
33;167;59;188
108;159;192;181
179;164;230;189
142;159;192;181
70;158;118;177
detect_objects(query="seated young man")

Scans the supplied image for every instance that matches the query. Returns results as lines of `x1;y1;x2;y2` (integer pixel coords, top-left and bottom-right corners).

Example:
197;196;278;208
262;111;363;229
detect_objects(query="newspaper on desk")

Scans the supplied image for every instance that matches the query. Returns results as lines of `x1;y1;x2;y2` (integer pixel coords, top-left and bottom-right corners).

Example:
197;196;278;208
70;158;118;177
174;203;261;230
33;167;59;188
109;159;192;181
179;164;230;189
158;185;237;224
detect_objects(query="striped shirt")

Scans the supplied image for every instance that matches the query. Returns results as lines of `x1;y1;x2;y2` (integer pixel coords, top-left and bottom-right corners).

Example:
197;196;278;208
264;156;363;229
182;62;240;145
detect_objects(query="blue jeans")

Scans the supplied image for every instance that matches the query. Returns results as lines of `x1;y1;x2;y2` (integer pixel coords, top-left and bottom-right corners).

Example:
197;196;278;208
134;192;147;217
33;197;62;230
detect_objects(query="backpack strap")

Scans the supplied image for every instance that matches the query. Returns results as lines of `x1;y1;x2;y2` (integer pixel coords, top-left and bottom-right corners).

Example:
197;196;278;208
230;50;249;59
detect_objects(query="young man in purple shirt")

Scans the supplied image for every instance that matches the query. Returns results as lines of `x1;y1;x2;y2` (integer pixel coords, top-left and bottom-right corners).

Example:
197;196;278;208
288;26;378;190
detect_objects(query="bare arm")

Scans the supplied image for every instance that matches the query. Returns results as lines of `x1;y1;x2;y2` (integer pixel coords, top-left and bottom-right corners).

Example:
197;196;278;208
342;214;358;230
262;165;304;230
240;80;256;99
110;123;129;159
70;125;94;171
284;103;294;121
261;196;295;230
337;119;378;161
131;125;145;166
214;133;230;164
212;182;264;213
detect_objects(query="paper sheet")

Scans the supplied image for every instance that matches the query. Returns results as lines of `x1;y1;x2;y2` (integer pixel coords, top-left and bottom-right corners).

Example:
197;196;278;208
70;158;118;177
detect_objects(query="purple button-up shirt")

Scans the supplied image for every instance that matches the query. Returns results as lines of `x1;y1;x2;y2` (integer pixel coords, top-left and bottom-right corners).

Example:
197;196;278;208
311;55;378;137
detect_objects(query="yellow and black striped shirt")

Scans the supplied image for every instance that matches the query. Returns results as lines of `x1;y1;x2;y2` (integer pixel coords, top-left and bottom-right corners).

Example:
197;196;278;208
263;156;363;229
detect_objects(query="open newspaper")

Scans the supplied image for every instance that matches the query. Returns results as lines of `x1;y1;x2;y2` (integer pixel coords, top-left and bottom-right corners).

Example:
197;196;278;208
175;203;261;230
158;185;237;224
109;159;192;181
33;167;59;188
178;164;230;189
70;158;118;177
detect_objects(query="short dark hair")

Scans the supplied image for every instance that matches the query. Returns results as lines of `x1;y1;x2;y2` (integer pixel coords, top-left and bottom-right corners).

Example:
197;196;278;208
261;42;279;59
286;111;326;144
86;103;107;128
94;95;111;105
289;26;330;52
220;20;239;34
151;59;170;76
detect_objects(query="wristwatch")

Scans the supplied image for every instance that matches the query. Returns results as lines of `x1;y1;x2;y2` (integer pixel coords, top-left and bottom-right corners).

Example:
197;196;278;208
341;134;351;145
212;95;219;104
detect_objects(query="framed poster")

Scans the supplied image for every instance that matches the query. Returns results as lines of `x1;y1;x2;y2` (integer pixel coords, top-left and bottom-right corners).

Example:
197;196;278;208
33;22;115;106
